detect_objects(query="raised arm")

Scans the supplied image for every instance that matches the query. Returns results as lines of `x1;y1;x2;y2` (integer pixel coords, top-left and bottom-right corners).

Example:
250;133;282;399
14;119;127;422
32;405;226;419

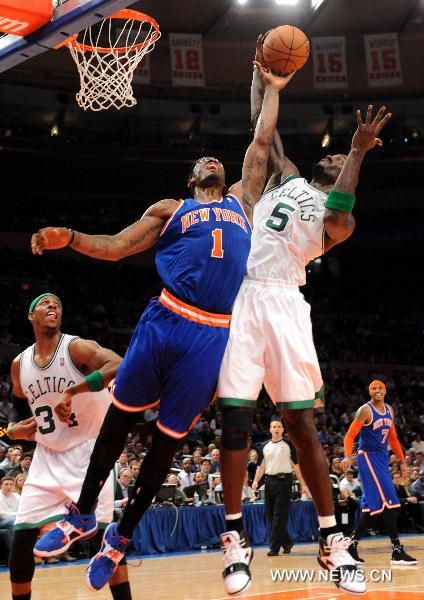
251;35;299;189
324;105;391;251
241;64;294;221
31;199;179;262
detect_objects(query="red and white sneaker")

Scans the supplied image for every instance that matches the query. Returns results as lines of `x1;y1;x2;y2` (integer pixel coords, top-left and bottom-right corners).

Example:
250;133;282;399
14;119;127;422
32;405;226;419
318;532;366;594
221;530;253;595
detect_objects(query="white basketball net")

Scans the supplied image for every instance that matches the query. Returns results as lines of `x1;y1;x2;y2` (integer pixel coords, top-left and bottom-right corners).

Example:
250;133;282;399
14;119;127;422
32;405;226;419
67;12;160;111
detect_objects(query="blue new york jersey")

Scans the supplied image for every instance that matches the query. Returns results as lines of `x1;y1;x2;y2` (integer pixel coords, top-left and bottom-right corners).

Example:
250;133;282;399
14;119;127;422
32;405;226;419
156;194;251;314
357;402;399;514
359;402;393;455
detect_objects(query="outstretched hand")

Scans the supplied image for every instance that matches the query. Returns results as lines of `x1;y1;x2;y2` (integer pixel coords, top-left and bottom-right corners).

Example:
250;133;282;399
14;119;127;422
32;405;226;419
253;60;295;91
352;105;392;154
31;227;73;255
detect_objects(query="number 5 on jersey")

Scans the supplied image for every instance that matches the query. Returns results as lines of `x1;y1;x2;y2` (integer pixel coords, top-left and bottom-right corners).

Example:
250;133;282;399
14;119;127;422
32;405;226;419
211;228;224;258
266;202;295;232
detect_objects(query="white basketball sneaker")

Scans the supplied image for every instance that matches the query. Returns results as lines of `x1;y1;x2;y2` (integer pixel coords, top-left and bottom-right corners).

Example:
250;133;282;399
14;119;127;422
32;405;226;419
318;532;366;594
221;530;253;595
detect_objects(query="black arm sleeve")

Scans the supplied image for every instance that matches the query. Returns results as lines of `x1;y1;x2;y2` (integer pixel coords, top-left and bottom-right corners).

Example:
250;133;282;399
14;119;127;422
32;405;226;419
9;395;32;423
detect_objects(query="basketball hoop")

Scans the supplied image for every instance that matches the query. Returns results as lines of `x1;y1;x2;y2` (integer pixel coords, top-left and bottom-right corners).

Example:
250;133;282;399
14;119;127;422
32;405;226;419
58;9;160;111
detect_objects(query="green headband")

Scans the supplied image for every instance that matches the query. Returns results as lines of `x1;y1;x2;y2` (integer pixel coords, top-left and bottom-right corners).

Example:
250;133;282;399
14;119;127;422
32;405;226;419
29;293;62;314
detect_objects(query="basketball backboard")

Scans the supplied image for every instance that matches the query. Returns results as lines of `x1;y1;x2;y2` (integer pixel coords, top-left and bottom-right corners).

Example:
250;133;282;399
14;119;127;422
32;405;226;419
0;0;136;73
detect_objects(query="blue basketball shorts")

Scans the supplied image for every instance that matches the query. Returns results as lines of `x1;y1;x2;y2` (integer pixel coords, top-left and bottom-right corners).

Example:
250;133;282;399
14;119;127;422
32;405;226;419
357;450;401;515
111;289;231;439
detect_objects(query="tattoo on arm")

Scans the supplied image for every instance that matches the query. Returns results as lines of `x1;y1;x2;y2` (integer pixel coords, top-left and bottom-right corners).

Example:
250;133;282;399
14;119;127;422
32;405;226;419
128;223;163;248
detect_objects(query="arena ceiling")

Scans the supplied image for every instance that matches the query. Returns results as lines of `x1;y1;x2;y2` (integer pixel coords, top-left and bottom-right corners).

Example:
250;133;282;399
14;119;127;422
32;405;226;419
1;0;423;100
0;0;423;147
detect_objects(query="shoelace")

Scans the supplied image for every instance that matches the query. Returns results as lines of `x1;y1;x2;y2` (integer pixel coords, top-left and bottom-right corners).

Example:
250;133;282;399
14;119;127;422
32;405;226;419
223;537;246;564
325;535;352;557
57;519;78;536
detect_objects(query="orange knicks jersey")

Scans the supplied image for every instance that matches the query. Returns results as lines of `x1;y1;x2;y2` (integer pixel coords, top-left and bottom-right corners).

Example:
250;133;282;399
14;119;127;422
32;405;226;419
156;195;251;314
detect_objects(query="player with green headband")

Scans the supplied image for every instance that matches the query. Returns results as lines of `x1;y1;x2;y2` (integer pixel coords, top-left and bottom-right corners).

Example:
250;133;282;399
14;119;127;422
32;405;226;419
7;293;133;600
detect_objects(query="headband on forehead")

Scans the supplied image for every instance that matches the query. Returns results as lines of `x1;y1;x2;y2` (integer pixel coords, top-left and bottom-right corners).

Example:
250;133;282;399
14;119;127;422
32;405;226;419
29;293;61;314
369;379;386;390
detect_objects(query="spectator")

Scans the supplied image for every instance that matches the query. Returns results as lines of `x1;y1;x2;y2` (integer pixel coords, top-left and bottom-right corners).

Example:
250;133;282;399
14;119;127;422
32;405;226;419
0;475;20;552
179;458;194;490
191;450;203;473
392;472;420;532
211;473;223;504
411;434;424;453
166;473;187;505
114;468;133;516
183;471;208;502
339;470;359;497
247;449;259;487
133;442;145;461
0;393;13;421
7;452;32;479
241;472;255;502
0;447;17;471
210;448;220;474
410;469;424;527
13;474;26;496
116;451;129;475
330;457;343;478
129;459;141;480
199;458;212;488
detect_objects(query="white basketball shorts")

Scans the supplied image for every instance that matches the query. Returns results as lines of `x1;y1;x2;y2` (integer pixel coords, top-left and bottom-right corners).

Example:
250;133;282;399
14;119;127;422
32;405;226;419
14;437;114;530
217;278;324;409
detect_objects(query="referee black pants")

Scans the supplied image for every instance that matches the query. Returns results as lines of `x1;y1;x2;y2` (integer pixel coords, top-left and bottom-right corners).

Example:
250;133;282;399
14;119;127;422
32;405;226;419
265;477;293;552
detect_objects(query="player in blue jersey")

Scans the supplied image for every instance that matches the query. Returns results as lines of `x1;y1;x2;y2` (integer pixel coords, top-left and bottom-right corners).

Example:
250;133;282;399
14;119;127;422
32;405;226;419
342;380;417;565
30;64;294;591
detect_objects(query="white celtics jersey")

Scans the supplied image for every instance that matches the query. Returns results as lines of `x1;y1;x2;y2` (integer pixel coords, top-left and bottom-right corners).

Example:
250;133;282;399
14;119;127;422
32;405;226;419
19;334;111;452
247;176;326;285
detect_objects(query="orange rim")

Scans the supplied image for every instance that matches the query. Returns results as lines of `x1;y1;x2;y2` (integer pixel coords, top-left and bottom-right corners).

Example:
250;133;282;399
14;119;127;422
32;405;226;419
55;9;160;54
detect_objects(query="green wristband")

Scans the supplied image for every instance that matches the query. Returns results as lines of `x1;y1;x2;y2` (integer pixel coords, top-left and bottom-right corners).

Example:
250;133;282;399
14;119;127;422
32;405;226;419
325;189;356;213
86;370;105;392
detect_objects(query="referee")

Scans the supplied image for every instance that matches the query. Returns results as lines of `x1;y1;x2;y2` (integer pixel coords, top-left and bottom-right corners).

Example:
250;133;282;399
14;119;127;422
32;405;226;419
252;419;303;556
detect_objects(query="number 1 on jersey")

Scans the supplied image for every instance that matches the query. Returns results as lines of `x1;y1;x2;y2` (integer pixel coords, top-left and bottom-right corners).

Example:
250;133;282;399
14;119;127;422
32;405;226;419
211;228;224;258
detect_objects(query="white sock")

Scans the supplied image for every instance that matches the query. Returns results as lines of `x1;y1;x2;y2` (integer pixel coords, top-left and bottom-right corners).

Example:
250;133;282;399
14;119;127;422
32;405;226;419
318;515;337;529
226;513;242;520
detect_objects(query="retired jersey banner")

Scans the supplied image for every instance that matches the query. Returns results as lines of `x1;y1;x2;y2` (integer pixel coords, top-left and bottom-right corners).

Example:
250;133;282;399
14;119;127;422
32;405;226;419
169;33;205;87
364;33;402;87
311;36;347;89
133;52;150;85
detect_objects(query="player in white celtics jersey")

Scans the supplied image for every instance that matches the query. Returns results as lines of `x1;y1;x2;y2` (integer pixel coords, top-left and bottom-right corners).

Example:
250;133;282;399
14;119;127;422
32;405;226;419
7;293;132;600
216;35;392;596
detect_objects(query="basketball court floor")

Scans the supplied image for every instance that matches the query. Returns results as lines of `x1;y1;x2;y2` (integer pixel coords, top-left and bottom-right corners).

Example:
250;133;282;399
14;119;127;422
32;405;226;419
1;536;423;599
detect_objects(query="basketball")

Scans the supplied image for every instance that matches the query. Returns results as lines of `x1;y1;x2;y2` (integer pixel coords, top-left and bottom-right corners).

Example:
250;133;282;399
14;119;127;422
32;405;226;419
262;25;309;74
